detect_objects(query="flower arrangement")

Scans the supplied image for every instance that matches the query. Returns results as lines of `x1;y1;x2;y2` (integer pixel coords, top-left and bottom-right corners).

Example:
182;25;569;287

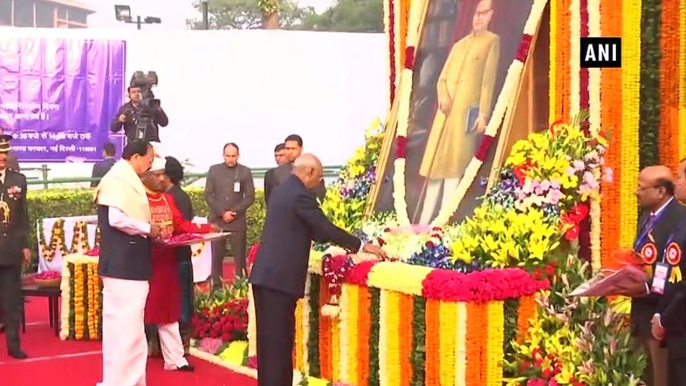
192;277;250;342
320;119;385;232
504;255;644;386
191;298;249;342
450;115;611;271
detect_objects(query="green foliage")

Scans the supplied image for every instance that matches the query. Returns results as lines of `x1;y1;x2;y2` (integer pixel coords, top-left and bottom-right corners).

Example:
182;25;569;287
638;0;661;169
187;0;382;32
188;0;317;30
503;255;645;386
27;187;266;257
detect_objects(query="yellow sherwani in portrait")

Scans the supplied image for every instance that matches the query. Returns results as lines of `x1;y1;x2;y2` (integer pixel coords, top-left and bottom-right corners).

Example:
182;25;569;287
419;31;500;179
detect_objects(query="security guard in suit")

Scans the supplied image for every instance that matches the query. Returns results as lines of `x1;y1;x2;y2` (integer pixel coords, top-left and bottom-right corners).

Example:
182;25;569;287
0;133;31;359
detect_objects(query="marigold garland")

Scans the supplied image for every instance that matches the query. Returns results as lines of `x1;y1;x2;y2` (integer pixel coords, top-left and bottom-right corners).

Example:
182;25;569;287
424;299;440;385
554;0;571;120
549;0;558;124
569;0;581;115
398;293;413;386
660;0;681;171
318;277;332;379
438;301;457;386
619;0;641;248
357;286;372;385
331;304;341;382
39;219;67;261
486;301;504;386
73;262;85;339
599;0;622;269
465;303;484;385
294;299;306;372
68;263;76;339
516;295;537;338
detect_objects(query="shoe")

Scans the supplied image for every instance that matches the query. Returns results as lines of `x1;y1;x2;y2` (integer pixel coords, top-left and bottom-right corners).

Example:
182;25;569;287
8;350;28;359
176;365;194;372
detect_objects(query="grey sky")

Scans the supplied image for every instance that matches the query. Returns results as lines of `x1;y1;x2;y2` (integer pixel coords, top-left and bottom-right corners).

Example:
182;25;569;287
83;0;336;30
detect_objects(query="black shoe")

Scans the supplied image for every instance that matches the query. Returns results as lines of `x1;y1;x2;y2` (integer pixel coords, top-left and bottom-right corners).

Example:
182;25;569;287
8;350;28;359
177;364;194;372
0;324;5;333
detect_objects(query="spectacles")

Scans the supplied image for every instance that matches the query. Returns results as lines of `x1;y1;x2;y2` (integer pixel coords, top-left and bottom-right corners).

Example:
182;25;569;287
637;185;663;191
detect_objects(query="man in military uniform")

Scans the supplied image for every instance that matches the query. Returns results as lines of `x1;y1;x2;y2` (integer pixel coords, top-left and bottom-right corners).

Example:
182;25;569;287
0;133;31;359
651;158;686;385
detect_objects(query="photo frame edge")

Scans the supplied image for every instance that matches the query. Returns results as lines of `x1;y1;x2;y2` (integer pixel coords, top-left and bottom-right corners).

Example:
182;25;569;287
364;0;432;220
486;11;546;192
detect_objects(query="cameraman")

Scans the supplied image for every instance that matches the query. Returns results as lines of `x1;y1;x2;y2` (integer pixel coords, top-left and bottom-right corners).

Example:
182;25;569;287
110;86;169;143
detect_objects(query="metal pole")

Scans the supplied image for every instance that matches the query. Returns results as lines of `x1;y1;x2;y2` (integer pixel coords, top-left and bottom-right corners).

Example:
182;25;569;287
202;1;209;30
137;15;141;30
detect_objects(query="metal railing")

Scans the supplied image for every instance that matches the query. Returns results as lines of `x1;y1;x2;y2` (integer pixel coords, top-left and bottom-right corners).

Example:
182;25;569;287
23;164;344;189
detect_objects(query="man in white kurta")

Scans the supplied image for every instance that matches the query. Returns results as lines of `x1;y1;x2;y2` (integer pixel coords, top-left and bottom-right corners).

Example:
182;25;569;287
95;140;158;386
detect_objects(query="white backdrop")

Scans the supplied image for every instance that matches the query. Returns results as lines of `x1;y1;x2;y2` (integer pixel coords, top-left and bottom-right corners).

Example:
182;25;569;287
37;215;213;282
0;28;387;177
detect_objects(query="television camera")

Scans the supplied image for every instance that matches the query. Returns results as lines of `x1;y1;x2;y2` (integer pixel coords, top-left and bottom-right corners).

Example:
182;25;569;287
126;71;161;141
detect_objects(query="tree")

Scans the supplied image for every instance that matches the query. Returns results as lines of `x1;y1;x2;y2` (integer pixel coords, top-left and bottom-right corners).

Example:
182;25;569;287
187;0;316;30
187;0;382;32
303;0;383;33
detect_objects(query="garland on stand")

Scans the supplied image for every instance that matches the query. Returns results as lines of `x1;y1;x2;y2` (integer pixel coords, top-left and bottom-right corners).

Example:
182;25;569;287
659;0;680;170
599;0;622;269
619;0;641;249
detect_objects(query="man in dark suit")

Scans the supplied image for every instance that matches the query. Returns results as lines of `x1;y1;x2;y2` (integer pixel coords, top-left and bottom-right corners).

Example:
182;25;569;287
91;142;117;187
249;153;386;386
264;135;326;205
652;158;686;385
205;143;255;286
263;143;286;205
631;165;686;386
0;134;31;359
164;156;195;353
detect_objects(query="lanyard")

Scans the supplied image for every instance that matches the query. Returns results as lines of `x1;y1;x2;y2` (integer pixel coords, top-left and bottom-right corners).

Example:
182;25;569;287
634;210;667;250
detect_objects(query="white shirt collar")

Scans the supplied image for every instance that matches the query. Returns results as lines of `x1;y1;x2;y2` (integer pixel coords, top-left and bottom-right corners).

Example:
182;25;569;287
651;197;674;216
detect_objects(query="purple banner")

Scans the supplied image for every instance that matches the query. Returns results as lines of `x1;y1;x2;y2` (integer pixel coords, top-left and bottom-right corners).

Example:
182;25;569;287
0;38;126;162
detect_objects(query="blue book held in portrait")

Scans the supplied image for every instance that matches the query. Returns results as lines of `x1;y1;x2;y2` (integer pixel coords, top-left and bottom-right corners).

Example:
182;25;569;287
465;106;480;133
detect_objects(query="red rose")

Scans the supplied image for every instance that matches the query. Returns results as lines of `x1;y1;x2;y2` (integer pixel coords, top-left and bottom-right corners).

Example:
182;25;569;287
533;268;542;279
545;265;555;276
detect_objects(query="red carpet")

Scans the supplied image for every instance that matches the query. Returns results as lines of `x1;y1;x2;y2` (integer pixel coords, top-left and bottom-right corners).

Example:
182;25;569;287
0;262;257;386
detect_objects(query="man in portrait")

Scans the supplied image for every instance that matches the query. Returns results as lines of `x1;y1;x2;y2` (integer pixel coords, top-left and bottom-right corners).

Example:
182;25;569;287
418;0;500;224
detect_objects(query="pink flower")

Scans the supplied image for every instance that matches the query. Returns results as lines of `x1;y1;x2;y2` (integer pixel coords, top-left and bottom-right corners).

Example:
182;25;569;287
550;180;561;190
545;189;564;204
603;167;614;182
548;379;559;386
583;171;599;189
573;160;586;171
566;166;577;176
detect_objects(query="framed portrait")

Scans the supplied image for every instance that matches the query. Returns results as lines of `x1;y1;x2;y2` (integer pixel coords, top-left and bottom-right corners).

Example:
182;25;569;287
368;0;549;225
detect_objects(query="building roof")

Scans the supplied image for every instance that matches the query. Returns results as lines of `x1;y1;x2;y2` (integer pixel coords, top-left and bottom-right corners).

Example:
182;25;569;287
39;0;96;13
